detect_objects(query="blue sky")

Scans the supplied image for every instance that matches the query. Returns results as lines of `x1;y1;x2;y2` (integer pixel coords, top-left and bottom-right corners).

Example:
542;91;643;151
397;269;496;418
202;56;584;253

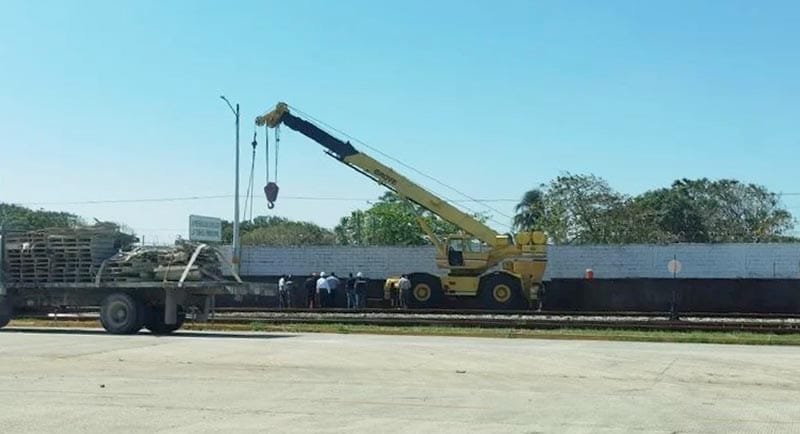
1;0;799;242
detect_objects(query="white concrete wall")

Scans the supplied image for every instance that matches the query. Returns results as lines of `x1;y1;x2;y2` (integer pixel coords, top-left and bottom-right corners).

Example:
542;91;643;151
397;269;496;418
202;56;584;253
225;244;800;279
221;246;439;278
547;244;800;279
239;245;439;277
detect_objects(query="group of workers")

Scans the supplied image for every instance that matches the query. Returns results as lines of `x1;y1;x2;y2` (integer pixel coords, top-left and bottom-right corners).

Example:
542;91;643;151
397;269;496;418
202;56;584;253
277;272;369;309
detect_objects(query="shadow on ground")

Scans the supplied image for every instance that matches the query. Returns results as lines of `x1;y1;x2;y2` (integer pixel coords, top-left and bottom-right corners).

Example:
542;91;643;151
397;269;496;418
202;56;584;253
0;327;295;340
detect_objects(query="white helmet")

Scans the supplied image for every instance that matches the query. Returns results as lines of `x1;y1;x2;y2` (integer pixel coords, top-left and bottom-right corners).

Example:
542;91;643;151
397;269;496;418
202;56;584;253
356;272;363;277
320;272;326;277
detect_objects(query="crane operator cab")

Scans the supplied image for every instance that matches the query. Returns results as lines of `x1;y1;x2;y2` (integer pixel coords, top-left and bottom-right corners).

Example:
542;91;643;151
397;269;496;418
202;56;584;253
444;236;490;270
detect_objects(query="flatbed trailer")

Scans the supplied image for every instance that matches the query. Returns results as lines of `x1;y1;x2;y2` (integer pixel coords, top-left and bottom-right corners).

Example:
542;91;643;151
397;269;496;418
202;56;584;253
0;275;270;334
0;231;269;334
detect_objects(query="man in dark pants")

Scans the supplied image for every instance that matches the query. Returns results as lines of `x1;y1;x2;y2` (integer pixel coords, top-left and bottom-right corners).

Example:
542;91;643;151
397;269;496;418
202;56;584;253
304;273;318;309
283;274;294;308
354;272;368;309
397;274;411;309
278;274;291;309
345;273;356;310
326;272;341;308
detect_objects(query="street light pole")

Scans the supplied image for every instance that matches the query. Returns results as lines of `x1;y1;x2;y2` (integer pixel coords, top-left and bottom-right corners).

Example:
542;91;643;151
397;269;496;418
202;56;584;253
220;96;241;275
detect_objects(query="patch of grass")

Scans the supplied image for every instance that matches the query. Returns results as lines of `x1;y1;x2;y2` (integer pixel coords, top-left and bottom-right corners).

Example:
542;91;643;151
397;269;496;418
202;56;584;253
8;318;800;346
178;322;800;345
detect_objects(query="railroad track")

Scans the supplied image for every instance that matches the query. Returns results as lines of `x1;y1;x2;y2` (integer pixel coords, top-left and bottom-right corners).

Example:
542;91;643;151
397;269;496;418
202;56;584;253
210;307;800;319
15;308;800;334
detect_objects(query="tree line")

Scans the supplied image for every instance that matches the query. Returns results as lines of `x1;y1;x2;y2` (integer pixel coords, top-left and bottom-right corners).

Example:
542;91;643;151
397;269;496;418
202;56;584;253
0;203;83;231
4;174;796;245
514;174;795;244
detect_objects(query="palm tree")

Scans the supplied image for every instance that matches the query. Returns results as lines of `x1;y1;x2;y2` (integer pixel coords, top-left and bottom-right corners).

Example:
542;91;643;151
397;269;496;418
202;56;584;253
513;189;545;231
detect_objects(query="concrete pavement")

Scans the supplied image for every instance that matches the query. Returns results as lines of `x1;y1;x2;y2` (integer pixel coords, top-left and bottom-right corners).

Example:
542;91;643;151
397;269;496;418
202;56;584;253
1;328;799;433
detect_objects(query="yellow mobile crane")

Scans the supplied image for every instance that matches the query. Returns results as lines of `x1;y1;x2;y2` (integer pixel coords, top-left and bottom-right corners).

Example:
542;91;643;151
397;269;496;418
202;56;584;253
256;103;547;309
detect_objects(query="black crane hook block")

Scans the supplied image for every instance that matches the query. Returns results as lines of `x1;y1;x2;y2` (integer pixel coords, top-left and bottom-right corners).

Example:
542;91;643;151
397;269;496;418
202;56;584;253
264;182;279;209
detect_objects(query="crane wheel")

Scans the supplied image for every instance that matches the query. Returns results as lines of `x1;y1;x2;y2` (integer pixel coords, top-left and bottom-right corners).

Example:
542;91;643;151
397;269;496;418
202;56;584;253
406;273;443;308
99;292;145;335
479;273;525;310
0;296;11;329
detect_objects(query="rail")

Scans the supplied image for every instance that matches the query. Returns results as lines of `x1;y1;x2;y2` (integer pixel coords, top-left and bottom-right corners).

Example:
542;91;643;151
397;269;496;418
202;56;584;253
10;308;800;334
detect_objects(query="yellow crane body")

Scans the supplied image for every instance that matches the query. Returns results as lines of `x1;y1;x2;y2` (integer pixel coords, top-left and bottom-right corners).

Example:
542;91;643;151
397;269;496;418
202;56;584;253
256;102;547;309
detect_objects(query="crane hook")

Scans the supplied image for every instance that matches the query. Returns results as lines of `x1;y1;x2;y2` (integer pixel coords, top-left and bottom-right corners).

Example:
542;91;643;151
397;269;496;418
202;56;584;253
264;182;279;209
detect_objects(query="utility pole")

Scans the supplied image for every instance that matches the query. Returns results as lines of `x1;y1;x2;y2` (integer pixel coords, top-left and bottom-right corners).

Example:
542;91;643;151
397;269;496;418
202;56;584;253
0;225;6;299
220;96;241;275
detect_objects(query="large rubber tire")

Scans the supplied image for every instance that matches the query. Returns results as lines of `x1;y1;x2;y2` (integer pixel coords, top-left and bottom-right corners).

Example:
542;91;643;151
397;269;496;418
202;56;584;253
406;273;443;308
145;306;186;335
479;273;526;310
0;296;11;329
99;293;144;335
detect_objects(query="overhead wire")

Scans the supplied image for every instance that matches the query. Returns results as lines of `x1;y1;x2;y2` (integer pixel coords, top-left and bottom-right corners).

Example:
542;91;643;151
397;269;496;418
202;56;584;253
287;104;515;231
14;192;800;207
242;130;258;222
11;195;521;206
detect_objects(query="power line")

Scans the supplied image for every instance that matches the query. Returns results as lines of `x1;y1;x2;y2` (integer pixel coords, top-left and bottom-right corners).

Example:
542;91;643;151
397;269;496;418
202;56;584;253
14;191;800;207
12;195;232;206
11;195;520;206
287;105;516;230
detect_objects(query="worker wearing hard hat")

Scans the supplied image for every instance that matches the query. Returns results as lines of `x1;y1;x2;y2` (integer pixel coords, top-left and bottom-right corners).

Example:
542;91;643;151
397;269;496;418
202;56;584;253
354;271;368;309
326;273;341;307
316;272;330;308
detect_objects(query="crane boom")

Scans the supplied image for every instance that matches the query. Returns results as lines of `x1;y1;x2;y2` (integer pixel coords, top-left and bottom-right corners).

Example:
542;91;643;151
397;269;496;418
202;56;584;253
256;103;508;248
256;101;547;310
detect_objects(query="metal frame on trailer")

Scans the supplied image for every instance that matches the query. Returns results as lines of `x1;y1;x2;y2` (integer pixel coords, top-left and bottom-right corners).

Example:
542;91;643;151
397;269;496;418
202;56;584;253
0;228;268;333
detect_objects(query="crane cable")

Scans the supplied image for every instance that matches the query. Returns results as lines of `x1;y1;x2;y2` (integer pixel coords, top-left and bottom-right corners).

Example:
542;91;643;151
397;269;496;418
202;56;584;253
264;125;280;208
287;104;514;230
242;129;258;222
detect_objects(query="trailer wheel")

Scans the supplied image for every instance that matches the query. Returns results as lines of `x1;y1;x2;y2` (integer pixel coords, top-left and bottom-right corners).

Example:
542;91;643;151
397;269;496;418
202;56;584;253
406;273;443;308
145;306;186;335
0;296;11;329
479;273;525;310
100;293;143;335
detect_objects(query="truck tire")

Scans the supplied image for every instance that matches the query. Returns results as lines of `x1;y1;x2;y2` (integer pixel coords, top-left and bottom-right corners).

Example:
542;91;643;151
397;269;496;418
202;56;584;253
145;306;186;335
99;293;143;335
479;273;525;310
0;296;11;329
406;273;443;308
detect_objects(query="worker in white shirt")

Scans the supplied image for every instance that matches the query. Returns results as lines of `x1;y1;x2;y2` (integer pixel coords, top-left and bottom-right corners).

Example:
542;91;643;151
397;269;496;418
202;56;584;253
397;274;411;309
326;272;341;307
279;274;294;308
316;272;330;308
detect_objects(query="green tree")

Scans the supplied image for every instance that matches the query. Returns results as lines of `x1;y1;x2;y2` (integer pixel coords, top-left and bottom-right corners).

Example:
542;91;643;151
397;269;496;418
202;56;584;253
512;189;545;231
222;216;335;246
632;186;708;242
536;173;630;244
0;203;83;231
335;192;481;246
522;174;796;244
639;179;794;242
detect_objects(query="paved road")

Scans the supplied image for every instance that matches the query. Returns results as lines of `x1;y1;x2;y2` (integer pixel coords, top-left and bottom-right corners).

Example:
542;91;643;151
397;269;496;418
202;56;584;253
1;328;799;433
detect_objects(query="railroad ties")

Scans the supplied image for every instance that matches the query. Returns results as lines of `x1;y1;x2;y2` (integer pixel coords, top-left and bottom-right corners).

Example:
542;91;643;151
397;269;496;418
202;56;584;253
3;226;127;284
3;225;222;285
